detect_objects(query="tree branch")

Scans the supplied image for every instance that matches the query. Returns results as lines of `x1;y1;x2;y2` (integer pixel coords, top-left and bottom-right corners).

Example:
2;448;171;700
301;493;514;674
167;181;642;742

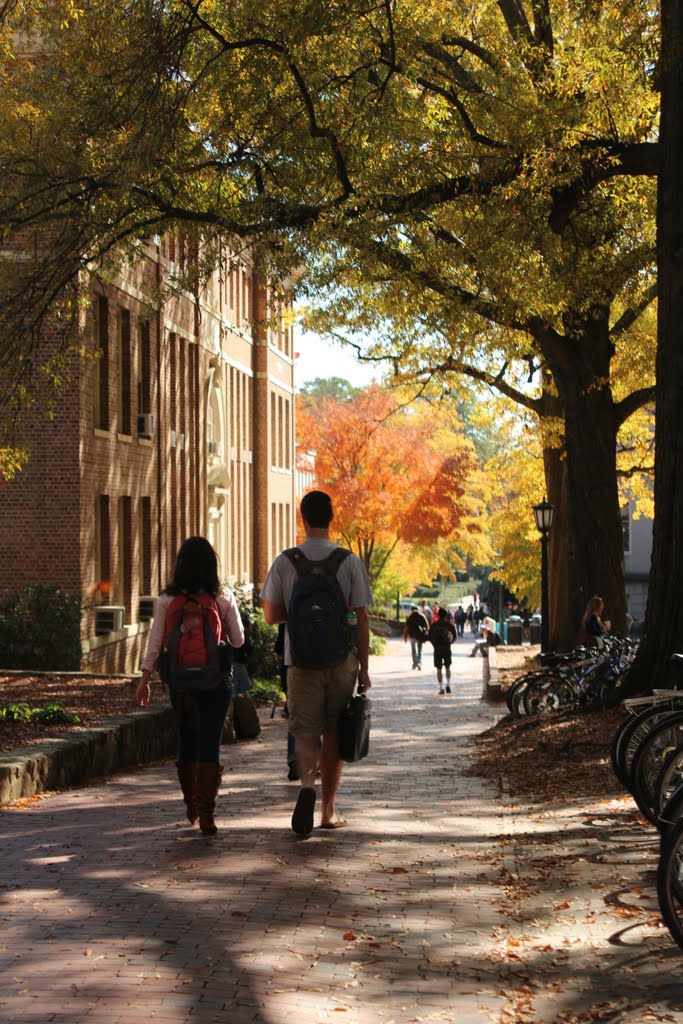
419;41;485;93
549;142;660;233
610;282;658;339
531;0;553;52
614;386;656;427
415;77;508;149
439;34;499;71
496;0;534;45
182;2;355;198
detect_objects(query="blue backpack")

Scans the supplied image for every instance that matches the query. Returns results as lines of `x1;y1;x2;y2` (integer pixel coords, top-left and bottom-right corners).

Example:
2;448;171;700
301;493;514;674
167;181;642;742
283;547;353;668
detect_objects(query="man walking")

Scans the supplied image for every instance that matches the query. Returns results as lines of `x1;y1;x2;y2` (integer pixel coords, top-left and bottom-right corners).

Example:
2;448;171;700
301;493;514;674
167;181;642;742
261;490;373;836
403;604;429;669
428;607;457;694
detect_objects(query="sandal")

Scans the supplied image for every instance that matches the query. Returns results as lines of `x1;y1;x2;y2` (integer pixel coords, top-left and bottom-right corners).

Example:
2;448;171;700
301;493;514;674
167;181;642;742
291;786;316;836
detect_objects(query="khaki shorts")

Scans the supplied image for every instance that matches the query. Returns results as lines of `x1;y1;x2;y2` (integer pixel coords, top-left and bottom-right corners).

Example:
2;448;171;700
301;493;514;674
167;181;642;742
287;652;359;736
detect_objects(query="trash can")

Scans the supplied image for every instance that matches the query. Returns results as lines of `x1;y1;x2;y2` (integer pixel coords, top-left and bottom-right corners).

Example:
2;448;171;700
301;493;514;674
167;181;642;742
507;615;523;645
529;619;542;645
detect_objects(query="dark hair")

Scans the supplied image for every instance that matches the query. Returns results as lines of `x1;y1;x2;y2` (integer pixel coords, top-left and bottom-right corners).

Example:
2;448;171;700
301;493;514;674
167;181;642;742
166;536;221;597
300;490;333;528
582;594;604;623
438;607;448;619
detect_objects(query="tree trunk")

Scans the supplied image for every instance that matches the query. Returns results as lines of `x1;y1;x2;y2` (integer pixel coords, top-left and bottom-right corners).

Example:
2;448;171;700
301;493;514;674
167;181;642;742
542;313;627;646
623;0;683;695
543;443;574;651
563;380;626;637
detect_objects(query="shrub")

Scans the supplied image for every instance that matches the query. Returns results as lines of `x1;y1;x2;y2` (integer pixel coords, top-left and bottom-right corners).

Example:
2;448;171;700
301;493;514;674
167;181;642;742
369;633;386;655
250;677;285;706
0;585;82;670
31;702;81;724
233;586;281;682
0;702;80;724
0;702;32;722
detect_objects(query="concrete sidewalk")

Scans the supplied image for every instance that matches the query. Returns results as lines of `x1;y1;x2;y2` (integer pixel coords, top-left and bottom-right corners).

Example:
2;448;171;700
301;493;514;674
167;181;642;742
1;636;681;1023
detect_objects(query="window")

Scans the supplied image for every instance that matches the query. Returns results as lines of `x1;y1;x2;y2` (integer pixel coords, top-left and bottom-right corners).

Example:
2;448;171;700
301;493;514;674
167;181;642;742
169;332;177;434
93;295;109;429
117;308;131;434
278;395;284;468
94;495;111;604
118;496;132;618
137;320;151;417
243;267;251;326
139;497;152;597
621;504;631;555
179;336;186;441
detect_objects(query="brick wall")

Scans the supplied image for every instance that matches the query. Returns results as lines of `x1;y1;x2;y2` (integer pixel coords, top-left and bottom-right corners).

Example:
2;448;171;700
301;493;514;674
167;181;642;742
0;237;296;673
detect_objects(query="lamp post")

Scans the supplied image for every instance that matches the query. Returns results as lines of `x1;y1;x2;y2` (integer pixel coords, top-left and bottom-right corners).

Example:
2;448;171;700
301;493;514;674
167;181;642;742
532;498;555;652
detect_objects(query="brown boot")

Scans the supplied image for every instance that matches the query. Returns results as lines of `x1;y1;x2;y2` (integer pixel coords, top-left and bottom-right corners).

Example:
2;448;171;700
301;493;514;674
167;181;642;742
197;763;223;835
176;762;199;825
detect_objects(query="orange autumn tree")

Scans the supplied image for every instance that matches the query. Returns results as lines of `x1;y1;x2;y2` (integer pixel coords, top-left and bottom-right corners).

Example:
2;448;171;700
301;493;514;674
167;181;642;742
296;385;478;586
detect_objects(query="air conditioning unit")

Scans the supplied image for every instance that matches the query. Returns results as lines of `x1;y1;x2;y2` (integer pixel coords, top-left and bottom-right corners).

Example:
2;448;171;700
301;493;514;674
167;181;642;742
94;606;125;635
139;596;156;622
178;432;186;451
138;413;154;438
207;440;222;457
170;430;176;448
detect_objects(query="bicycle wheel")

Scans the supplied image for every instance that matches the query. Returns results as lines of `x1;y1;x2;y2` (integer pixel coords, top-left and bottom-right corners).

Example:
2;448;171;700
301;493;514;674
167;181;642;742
506;676;529;715
617;703;683;795
657;818;683;949
653;747;683;829
631;712;683;823
523;675;576;716
506;673;543;717
658;780;683;841
610;709;643;787
574;664;604;706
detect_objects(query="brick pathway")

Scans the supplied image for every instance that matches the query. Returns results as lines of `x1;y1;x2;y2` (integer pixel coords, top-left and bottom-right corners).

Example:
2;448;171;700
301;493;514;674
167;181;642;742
1;635;682;1023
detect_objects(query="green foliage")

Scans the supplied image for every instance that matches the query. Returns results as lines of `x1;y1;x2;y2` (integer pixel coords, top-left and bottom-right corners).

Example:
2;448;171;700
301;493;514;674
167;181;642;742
370;566;410;609
233;586;281;682
298;377;361;404
0;585;82;670
0;702;31;722
413;584;440;598
249;677;285;706
0;701;80;724
370;633;386;655
31;702;81;724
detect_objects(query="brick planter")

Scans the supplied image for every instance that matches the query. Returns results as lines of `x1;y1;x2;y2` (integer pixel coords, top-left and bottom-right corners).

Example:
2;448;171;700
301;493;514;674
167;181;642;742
0;705;177;805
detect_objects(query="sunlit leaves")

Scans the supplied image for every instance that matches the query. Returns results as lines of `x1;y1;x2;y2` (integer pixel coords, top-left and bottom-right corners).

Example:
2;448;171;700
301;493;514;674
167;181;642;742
296;383;479;587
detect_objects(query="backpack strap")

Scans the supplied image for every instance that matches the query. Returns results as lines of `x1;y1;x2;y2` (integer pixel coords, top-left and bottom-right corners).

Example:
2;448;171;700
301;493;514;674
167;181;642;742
283;546;352;579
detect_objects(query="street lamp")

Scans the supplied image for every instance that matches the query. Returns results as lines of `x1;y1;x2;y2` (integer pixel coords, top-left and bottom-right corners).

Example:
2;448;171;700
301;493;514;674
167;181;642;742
533;498;555;652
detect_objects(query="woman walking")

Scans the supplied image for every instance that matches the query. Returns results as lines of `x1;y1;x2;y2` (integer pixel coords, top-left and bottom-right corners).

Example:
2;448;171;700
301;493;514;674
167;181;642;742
136;537;244;835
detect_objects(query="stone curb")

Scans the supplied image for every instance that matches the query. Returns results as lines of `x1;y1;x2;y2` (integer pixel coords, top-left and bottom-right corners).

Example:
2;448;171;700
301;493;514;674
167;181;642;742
0;705;177;806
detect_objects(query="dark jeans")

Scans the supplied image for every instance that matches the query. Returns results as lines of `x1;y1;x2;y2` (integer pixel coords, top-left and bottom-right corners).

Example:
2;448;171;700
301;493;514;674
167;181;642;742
170;683;231;764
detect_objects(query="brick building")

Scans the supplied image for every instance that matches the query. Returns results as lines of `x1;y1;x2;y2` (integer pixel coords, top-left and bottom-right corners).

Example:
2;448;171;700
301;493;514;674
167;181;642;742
0;234;297;672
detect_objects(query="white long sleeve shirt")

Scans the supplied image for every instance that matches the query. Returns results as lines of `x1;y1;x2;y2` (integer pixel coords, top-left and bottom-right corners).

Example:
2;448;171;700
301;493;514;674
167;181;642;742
140;590;244;675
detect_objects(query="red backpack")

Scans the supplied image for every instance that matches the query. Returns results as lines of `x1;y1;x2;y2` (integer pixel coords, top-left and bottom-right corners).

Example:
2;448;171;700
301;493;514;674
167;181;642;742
160;593;231;691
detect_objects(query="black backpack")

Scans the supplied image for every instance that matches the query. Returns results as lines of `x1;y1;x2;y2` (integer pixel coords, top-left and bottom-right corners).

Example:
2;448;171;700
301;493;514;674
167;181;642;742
430;620;452;649
283;546;353;669
232;693;261;739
